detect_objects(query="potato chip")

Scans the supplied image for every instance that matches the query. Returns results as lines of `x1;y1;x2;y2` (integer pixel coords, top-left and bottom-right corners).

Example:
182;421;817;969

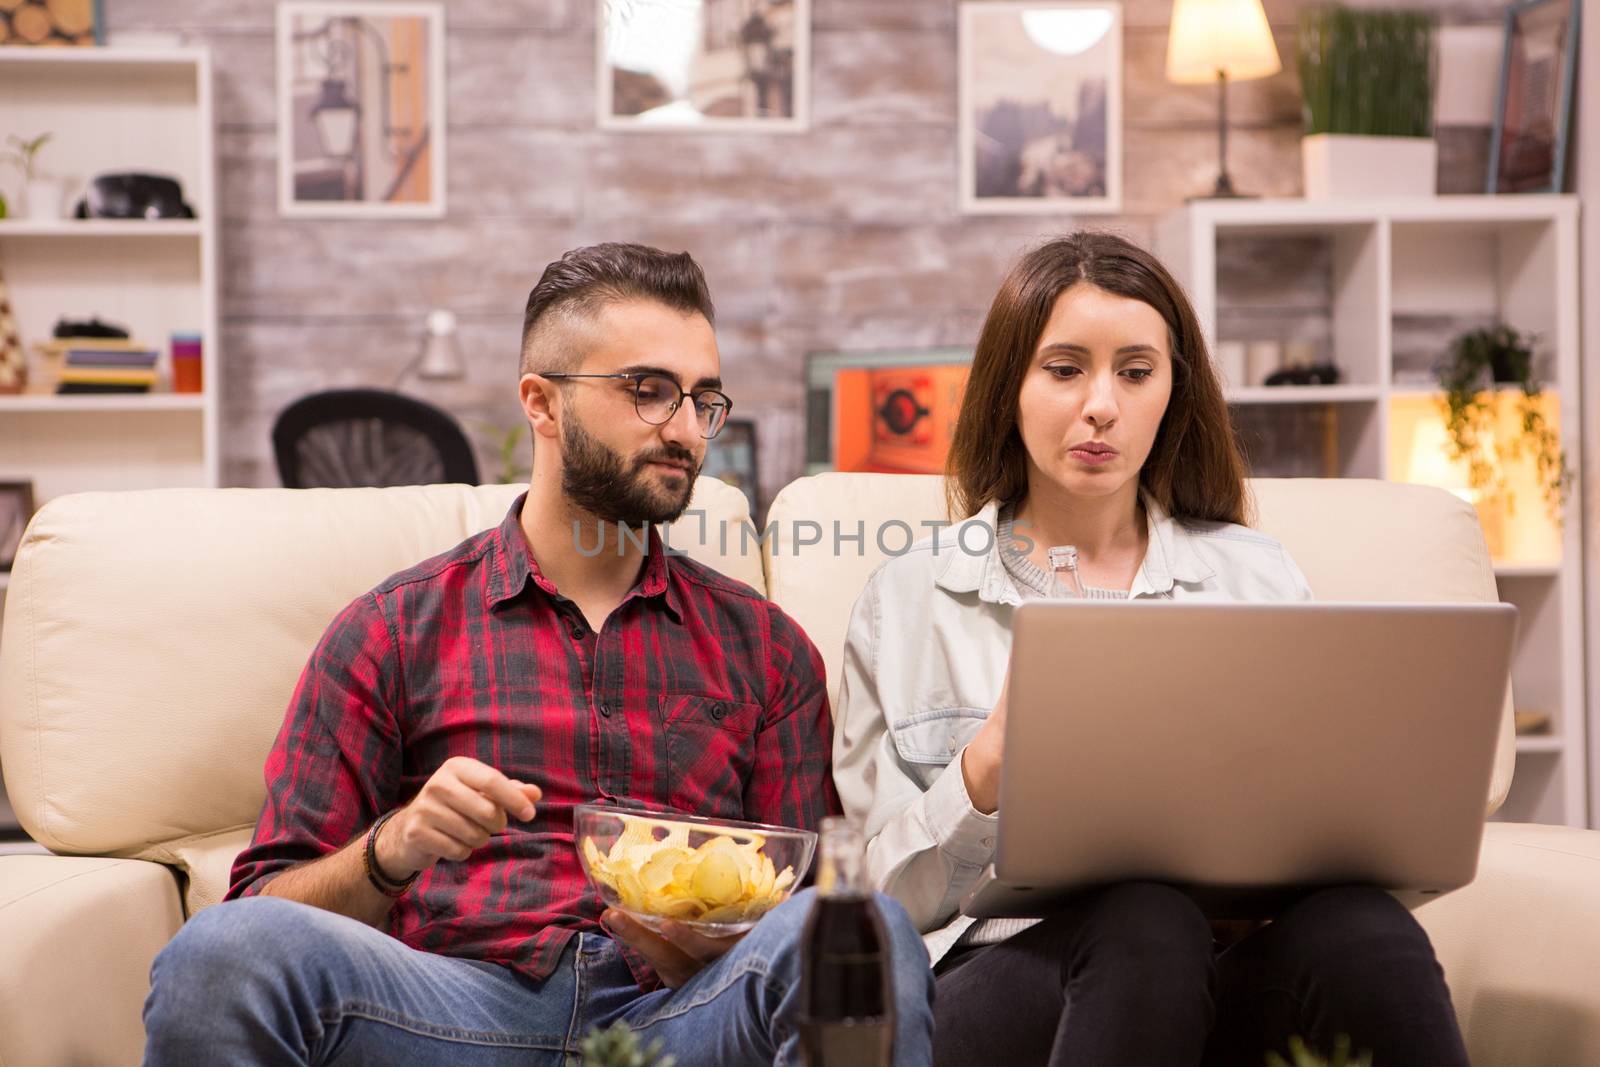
691;849;744;907
581;812;800;928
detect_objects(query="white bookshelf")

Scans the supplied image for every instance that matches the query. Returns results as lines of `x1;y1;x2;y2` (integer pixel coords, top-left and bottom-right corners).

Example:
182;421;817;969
1226;385;1384;405
0;46;219;501
0;47;220;839
0;220;204;238
1157;196;1587;828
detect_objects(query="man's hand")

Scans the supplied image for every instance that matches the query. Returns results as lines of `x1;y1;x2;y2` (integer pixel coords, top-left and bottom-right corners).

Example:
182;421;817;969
601;908;745;989
374;756;542;881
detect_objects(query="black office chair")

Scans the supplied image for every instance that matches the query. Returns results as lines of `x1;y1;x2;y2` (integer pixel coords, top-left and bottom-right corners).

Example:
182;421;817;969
272;389;480;488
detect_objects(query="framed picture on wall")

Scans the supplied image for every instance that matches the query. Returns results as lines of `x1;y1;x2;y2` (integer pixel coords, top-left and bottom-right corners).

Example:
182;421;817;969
958;1;1123;214
0;481;36;572
701;417;761;518
598;0;810;131
0;0;103;45
805;348;974;475
1487;0;1581;194
277;2;447;218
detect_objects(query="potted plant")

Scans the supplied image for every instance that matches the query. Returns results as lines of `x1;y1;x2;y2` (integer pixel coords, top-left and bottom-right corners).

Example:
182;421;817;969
1296;7;1437;198
1;133;63;221
572;1021;675;1067
475;420;530;484
1267;1034;1373;1067
1437;323;1572;521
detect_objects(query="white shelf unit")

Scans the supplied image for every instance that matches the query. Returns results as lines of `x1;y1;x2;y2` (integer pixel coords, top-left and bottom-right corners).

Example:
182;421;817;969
0;46;219;621
0;49;220;841
1156;197;1587;828
0;47;219;492
0;220;204;238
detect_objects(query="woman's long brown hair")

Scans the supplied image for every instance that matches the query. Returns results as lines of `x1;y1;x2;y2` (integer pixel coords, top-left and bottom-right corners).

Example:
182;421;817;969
945;231;1249;526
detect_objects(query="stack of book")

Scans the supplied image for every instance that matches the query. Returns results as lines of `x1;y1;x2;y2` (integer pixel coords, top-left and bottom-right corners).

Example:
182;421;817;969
30;338;160;393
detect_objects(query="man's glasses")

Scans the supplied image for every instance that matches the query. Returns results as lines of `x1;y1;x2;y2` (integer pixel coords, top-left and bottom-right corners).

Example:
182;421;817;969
541;372;734;439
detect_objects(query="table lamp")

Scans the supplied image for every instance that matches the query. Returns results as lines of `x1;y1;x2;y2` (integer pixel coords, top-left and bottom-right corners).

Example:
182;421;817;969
1165;0;1281;198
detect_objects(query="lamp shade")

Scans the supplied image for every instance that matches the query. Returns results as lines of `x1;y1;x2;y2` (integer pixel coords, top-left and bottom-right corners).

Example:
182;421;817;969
1165;0;1281;84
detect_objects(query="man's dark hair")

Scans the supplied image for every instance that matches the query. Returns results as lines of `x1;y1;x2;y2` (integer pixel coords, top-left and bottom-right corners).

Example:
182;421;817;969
519;243;716;376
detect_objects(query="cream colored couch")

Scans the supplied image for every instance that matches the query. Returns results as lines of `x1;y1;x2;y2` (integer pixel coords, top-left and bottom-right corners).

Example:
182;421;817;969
1;475;1596;1065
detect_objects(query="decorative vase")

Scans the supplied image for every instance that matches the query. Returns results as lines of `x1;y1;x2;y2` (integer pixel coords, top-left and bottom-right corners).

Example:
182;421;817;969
1301;134;1437;199
0;267;24;394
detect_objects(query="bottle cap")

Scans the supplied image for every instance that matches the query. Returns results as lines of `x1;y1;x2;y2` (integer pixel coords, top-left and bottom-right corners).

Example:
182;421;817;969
1046;545;1079;570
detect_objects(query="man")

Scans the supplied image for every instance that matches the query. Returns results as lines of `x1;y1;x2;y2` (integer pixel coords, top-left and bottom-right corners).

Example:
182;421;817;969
143;243;934;1066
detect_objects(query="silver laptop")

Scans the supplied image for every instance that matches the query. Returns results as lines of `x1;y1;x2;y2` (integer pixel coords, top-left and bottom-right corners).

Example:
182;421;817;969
962;601;1516;919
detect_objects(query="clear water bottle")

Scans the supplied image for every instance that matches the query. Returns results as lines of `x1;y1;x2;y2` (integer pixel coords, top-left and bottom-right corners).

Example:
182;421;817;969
799;817;894;1067
1047;544;1087;598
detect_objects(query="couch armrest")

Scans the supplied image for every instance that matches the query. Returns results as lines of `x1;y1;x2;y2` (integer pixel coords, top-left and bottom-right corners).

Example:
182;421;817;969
0;855;184;1067
1416;822;1600;1067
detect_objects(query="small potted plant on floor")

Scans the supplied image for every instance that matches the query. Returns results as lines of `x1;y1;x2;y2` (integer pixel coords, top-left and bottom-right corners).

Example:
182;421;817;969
1297;6;1437;198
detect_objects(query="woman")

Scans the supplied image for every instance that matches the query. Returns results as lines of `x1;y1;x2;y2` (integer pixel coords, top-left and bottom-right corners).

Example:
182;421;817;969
832;232;1470;1065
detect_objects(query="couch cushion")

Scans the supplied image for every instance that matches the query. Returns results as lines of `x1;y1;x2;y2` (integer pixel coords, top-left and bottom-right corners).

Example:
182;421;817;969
0;856;184;1067
1418;822;1600;1065
0;478;758;860
168;825;256;917
764;474;1515;812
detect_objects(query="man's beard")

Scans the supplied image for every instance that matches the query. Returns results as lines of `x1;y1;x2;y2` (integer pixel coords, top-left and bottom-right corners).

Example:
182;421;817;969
560;413;699;525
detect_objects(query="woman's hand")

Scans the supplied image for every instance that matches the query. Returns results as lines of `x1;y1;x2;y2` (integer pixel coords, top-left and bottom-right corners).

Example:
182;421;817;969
962;669;1009;815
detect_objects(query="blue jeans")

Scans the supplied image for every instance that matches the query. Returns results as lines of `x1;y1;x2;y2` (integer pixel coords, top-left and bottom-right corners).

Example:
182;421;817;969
142;889;933;1066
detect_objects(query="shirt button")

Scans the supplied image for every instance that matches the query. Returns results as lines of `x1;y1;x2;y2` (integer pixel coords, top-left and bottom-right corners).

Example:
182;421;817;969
710;703;726;721
570;624;584;640
981;837;995;849
599;703;612;718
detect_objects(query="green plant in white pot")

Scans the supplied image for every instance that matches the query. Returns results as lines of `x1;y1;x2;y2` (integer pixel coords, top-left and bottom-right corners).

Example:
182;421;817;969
1296;7;1437;198
1;133;63;221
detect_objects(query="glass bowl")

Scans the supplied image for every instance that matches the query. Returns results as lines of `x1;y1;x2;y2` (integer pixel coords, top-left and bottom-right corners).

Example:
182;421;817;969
574;803;817;936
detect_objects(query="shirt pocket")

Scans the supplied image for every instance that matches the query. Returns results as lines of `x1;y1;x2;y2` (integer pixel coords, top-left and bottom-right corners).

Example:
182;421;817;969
891;706;988;776
659;693;763;820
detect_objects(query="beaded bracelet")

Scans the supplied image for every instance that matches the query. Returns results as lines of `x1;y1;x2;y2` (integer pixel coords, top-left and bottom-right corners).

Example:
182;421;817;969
363;808;420;898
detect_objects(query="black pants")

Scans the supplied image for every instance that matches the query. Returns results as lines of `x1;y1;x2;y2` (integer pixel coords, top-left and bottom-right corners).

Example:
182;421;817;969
933;882;1470;1067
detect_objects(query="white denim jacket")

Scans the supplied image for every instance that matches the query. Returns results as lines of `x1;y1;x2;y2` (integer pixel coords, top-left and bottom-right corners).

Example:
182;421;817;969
832;493;1314;963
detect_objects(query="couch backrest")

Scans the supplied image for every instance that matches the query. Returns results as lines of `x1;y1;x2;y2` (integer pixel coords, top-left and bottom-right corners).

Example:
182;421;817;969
764;473;1515;813
0;479;761;865
0;472;1518;888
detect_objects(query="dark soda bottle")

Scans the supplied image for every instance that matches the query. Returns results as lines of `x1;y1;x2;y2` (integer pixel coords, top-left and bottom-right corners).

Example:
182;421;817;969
799;817;894;1067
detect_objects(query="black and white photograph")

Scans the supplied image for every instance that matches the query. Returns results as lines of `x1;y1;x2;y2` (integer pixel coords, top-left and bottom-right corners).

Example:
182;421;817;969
277;2;446;217
599;0;809;130
959;1;1122;213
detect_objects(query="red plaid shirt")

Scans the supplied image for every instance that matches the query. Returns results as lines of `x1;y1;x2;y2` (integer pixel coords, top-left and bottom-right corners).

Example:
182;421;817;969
227;493;838;989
